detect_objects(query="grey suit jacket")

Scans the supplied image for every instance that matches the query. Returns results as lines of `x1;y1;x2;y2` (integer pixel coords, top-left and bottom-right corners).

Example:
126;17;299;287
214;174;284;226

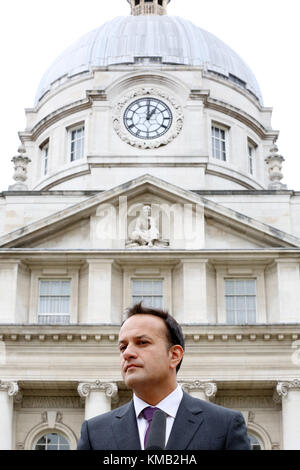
77;391;250;450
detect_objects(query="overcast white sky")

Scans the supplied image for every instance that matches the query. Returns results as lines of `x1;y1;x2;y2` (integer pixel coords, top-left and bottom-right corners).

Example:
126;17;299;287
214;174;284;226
0;0;299;191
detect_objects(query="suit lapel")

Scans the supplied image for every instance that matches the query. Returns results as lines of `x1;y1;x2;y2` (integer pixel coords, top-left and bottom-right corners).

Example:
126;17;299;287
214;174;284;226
165;392;204;450
111;401;142;450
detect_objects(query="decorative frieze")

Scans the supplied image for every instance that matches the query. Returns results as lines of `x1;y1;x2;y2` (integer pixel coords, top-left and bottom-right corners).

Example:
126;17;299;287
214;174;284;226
0;326;298;344
22;396;83;409
216;396;281;409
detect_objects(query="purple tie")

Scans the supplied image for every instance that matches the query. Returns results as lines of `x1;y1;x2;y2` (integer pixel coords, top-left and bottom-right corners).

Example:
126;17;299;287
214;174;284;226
142;407;160;448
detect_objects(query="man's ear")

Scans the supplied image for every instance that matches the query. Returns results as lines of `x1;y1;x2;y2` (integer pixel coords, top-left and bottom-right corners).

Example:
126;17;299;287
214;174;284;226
169;345;184;370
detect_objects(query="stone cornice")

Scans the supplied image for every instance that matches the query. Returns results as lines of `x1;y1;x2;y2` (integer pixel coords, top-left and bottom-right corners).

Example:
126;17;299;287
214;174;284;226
1;249;300;260
21;90;108;143
189;88;278;140
208;99;270;140
20;98;93;142
0;324;299;344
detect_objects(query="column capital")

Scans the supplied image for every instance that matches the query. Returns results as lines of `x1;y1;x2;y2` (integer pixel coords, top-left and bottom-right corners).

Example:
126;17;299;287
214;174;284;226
0;381;19;397
77;380;118;400
277;379;300;398
180;380;217;398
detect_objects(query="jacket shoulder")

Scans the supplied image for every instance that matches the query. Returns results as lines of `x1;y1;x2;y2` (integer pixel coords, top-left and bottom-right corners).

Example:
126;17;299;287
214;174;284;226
86;401;132;429
182;392;244;424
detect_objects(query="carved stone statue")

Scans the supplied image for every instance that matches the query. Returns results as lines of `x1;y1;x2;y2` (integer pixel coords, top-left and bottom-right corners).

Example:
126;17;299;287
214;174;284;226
126;204;169;248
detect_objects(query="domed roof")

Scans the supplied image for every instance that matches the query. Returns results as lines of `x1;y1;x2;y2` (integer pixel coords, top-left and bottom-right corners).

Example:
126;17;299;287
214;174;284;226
35;15;263;105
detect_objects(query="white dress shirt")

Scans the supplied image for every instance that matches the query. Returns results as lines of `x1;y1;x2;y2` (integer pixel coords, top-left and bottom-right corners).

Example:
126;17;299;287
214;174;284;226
133;384;183;449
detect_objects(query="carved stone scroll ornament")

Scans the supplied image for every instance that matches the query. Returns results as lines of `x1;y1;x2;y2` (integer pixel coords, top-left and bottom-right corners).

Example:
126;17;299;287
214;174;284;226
276;379;300;398
112;87;184;149
77;381;118;400
180;380;217;399
0;380;19;397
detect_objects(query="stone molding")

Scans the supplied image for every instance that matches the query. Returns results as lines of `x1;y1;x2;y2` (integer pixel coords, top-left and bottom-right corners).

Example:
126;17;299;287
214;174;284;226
77;380;118;400
0;325;299;344
180;380;217;398
0;380;19;397
112;87;184;149
276;379;300;398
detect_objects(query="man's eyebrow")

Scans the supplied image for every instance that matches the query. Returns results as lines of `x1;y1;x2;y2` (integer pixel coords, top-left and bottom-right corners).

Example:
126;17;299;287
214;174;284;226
118;334;151;345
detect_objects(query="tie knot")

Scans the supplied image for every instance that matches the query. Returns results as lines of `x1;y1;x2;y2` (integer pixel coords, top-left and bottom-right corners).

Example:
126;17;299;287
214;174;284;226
142;406;159;422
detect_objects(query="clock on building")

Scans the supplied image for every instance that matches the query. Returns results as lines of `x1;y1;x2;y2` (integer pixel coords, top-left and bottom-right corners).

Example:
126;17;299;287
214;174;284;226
113;88;184;149
123;98;173;140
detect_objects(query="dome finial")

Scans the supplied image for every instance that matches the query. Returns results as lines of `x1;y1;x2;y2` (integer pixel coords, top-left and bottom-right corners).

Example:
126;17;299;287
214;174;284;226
127;0;171;16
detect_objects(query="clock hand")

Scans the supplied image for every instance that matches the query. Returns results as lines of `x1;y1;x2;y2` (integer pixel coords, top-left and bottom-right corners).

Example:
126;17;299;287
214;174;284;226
146;100;151;120
149;105;159;119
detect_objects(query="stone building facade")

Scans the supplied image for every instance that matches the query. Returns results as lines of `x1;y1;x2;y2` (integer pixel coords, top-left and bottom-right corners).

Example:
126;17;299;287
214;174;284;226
0;0;300;450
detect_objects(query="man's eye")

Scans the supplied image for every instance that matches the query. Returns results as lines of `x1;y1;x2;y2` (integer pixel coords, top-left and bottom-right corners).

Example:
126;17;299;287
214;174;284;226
119;345;126;352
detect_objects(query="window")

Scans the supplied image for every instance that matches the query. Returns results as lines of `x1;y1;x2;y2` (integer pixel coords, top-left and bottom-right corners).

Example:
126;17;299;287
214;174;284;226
212;125;227;161
34;433;70;451
132;279;163;308
248;434;263;450
248;142;256;175
69;125;85;162
41;142;49;176
225;279;256;324
38;280;71;325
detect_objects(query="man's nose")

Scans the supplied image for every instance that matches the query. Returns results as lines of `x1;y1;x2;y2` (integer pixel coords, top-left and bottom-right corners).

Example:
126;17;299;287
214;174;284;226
122;344;138;360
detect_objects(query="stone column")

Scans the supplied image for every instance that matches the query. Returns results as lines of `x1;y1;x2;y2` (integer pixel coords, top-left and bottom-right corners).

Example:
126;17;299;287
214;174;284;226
0;381;19;450
78;381;118;420
277;379;300;450
180;380;217;401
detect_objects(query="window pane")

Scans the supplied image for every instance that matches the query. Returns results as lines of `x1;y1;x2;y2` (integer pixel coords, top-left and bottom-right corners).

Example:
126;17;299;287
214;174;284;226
212;126;227;160
38;280;71;319
132;279;163;309
249;434;263;450
35;433;70;451
225;279;256;325
70;126;85;161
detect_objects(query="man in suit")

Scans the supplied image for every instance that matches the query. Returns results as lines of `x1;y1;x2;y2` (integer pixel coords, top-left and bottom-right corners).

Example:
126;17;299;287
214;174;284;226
77;302;251;450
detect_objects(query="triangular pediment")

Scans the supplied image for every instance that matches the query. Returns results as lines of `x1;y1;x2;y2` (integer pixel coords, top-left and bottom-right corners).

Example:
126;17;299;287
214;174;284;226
0;174;299;250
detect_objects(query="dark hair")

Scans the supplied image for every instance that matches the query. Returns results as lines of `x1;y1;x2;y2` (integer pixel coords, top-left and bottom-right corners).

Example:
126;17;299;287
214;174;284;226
123;302;185;373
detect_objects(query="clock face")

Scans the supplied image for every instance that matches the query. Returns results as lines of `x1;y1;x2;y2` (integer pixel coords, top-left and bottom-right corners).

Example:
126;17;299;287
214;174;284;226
124;98;173;140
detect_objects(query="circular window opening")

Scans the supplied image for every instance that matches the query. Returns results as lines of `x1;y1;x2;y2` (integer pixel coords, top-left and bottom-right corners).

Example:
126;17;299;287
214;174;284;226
34;433;70;451
248;434;263;450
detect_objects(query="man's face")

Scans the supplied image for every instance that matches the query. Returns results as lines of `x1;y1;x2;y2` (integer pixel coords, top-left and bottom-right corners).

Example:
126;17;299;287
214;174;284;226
118;314;174;392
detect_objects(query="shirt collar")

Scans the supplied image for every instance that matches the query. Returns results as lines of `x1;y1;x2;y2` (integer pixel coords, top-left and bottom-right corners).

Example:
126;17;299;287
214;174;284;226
133;384;183;419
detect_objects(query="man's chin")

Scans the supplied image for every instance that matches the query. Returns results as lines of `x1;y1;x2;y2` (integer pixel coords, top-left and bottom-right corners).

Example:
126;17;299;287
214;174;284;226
123;370;145;389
